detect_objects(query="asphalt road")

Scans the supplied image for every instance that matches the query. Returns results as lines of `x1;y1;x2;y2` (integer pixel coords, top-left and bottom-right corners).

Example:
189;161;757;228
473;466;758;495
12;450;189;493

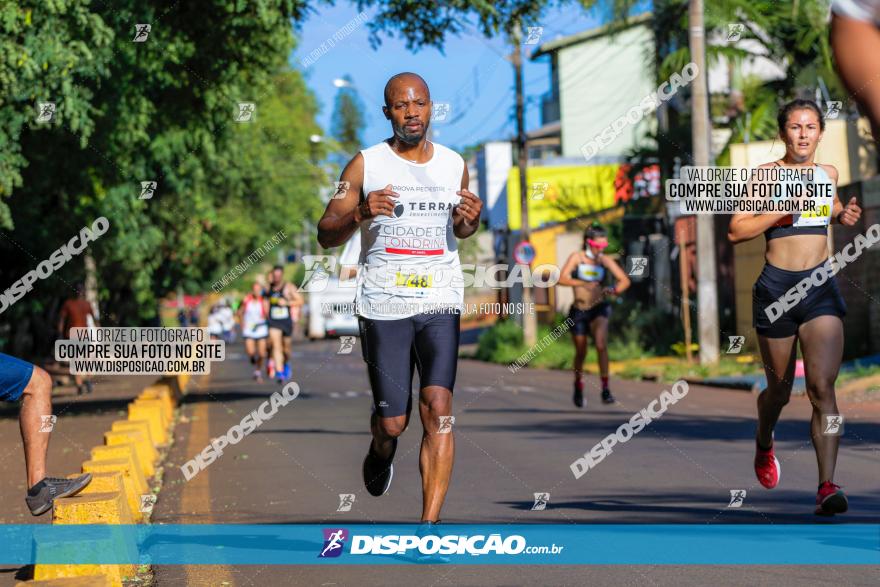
152;338;880;586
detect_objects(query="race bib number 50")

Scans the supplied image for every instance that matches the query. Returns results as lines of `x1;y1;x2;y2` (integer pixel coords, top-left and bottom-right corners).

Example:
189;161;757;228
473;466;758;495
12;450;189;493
794;197;833;227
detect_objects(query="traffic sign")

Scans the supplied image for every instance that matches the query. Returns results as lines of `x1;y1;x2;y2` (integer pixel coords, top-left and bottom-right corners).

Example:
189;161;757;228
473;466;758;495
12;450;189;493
513;241;536;265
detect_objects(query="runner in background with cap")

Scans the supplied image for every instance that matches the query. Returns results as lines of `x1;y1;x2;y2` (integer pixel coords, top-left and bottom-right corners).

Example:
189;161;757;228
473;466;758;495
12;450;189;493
558;224;630;408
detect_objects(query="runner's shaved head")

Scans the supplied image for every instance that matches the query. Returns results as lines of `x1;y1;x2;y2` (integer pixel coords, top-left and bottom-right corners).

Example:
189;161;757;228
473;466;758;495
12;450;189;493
384;72;430;106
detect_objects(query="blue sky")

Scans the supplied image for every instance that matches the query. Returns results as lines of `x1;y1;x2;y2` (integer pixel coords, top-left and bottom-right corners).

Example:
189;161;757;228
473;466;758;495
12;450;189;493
291;3;631;152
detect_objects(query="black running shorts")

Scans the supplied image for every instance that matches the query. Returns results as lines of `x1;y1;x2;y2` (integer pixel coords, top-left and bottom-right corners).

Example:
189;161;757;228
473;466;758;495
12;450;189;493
268;318;293;337
568;302;611;336
753;261;847;338
358;311;460;418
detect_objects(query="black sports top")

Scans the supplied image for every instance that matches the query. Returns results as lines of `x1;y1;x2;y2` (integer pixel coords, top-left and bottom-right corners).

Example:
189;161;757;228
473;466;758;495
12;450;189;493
764;163;834;241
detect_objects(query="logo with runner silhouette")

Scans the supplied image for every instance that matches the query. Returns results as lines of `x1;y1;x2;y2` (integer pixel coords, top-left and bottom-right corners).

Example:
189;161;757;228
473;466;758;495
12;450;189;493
727;23;744;42
525;27;543;45
531;492;550;511
628;256;648;277
726;336;745;354
337;336;356;355
39;415;57;433
823;415;844;435
319;528;348;558
332;181;349;200
728;489;747;508
438;416;455;434
140;181;157;200
36;102;56;123
337;494;355;512
235;102;256;123
824;101;842;120
133;24;151;42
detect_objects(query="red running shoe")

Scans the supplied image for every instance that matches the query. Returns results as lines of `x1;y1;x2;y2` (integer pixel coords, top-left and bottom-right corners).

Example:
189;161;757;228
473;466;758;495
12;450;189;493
815;481;848;516
754;439;781;489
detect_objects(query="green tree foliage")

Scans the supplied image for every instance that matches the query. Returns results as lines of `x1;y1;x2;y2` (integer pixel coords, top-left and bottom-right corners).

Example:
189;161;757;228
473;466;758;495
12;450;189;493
1;0;606;355
0;0;319;351
330;74;366;156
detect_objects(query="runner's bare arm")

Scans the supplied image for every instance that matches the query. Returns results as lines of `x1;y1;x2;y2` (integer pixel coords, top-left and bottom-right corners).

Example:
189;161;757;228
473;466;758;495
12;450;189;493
286;283;305;307
603;256;631;295
87;301;99;327
57;303;68;336
823;164;861;225
317;154;399;248
454;164;481;238
317;154;366;249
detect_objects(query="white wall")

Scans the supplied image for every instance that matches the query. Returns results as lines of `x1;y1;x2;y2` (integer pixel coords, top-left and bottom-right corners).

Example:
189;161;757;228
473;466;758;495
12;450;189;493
477;141;513;230
558;24;656;159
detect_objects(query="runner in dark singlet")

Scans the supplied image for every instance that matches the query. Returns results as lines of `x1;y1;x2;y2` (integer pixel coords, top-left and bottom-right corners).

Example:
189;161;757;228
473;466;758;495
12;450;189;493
558;224;630;407
729;99;863;515
266;266;304;383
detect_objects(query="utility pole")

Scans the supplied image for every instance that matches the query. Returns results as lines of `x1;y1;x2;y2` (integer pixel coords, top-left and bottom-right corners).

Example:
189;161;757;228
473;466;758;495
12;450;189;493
511;23;537;347
689;0;719;364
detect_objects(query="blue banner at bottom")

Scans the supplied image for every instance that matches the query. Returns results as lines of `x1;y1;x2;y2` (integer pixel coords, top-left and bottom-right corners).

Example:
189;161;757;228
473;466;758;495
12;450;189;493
0;524;877;565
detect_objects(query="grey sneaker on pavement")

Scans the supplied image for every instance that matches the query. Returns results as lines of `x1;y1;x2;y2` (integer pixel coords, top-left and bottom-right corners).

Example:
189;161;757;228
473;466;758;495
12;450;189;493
26;474;92;516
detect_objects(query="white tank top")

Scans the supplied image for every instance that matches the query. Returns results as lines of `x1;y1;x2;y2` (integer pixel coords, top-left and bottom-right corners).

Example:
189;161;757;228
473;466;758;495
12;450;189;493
242;296;266;331
833;0;880;24
356;141;465;320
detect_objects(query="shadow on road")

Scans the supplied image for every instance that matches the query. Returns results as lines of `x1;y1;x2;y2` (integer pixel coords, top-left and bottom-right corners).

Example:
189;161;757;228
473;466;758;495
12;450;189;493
460;411;880;445
498;488;880;524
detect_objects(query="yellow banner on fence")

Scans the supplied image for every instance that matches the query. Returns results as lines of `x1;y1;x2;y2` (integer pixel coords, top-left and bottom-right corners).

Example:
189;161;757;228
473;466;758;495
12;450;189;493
507;165;620;230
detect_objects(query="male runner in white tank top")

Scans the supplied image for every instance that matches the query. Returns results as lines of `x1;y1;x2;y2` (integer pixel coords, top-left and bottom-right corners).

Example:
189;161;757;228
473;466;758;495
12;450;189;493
317;72;482;525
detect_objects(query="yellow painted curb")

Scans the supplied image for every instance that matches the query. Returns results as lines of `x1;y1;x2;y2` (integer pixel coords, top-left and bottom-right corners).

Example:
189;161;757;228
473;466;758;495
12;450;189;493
158;374;184;401
34;561;131;586
81;459;143;523
108;425;158;463
19;574;114;586
53;491;133;524
111;419;156;449
127;403;167;445
33;493;137;585
66;472;133;522
67;471;123;494
90;445;148;493
104;430;155;477
137;389;174;422
143;381;176;403
131;398;169;428
140;381;177;408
